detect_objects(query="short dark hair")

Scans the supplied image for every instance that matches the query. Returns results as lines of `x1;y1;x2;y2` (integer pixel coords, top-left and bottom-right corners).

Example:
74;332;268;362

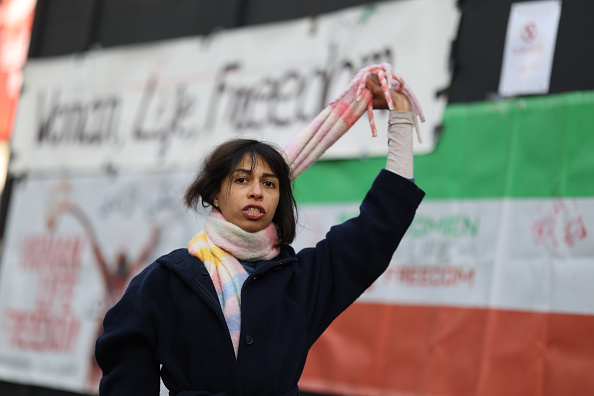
185;138;297;246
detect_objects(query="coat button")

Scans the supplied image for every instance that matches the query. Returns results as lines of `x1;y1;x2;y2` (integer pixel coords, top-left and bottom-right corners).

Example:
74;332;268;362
245;334;254;345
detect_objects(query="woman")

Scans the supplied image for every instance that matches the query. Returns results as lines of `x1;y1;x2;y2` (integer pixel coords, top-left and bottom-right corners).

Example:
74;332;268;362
95;76;425;395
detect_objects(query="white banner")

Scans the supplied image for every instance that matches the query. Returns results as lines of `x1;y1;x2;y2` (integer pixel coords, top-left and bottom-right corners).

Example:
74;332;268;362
10;0;459;174
295;198;594;315
0;171;206;392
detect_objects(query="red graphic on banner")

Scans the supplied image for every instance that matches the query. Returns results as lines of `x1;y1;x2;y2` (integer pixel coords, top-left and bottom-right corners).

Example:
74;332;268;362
532;199;588;248
564;216;587;246
45;181;161;388
2;234;84;353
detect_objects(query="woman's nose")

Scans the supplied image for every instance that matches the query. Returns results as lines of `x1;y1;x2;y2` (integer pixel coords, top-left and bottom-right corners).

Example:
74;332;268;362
249;183;263;199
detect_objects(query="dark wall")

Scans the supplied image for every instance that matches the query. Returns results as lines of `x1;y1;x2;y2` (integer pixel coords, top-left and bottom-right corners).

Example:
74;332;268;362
449;0;594;102
27;0;380;58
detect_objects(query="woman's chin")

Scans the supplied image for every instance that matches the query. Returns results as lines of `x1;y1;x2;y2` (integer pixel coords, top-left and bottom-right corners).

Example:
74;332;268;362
236;220;269;234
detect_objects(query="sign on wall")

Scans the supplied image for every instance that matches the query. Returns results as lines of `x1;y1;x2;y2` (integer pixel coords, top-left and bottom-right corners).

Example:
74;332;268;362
498;0;562;97
10;0;459;174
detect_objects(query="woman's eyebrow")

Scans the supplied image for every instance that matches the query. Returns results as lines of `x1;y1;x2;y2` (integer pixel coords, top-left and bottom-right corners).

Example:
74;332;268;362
232;168;278;179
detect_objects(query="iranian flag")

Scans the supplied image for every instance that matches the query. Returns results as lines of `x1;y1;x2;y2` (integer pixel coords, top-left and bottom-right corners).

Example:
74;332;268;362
296;91;594;396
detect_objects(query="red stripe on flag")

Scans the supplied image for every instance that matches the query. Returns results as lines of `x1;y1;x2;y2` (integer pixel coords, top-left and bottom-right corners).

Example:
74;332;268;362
300;303;594;396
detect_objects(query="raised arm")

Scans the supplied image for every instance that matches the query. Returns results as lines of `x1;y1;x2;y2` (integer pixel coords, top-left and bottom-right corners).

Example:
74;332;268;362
297;75;423;345
367;75;415;179
299;170;424;346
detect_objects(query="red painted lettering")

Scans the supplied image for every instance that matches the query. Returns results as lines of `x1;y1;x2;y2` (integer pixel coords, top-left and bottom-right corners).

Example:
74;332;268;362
397;265;475;288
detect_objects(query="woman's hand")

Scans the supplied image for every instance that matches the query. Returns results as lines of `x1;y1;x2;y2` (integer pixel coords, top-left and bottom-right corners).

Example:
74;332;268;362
365;74;411;112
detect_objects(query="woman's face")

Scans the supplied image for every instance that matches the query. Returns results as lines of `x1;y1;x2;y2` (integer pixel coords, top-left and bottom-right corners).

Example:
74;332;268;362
215;154;280;233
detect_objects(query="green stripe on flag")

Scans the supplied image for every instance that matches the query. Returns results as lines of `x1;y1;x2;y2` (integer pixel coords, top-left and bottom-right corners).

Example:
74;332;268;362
294;157;384;204
295;91;594;203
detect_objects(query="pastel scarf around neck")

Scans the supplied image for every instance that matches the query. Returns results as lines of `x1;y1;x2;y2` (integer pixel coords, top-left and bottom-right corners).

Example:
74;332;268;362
187;210;279;356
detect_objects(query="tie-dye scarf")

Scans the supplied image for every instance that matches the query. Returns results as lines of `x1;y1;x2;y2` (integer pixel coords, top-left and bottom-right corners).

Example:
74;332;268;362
188;210;279;356
283;63;424;179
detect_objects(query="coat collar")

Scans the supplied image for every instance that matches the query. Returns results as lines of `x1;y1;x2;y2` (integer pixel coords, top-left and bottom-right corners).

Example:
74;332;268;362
155;247;298;312
156;248;221;313
156;246;297;278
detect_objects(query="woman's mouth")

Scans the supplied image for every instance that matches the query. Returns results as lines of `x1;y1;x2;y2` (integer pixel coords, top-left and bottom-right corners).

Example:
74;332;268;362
242;205;265;220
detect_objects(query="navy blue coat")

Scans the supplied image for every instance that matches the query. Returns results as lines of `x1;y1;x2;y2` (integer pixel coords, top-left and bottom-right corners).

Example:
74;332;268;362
95;170;424;395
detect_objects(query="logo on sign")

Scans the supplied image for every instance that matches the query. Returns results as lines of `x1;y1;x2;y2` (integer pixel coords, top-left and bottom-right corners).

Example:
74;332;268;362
520;21;538;44
532;199;588;248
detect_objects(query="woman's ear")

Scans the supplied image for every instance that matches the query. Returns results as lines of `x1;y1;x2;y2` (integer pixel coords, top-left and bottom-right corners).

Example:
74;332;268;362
213;195;219;208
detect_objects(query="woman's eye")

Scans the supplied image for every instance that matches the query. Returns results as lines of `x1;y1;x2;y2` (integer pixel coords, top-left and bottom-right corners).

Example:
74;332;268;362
236;177;248;183
264;181;276;188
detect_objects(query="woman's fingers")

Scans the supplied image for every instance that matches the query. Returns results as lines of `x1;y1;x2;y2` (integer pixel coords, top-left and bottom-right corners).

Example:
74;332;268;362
365;79;389;109
365;72;411;111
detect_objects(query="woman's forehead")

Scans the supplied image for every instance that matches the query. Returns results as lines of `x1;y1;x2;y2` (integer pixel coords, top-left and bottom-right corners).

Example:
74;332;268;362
234;153;273;173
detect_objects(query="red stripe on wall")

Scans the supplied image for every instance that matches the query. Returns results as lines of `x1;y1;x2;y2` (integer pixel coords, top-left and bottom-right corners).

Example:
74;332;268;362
300;303;594;396
0;0;36;141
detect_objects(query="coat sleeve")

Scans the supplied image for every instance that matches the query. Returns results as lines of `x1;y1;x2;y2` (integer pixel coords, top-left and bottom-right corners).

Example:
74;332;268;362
95;263;169;396
297;169;424;346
